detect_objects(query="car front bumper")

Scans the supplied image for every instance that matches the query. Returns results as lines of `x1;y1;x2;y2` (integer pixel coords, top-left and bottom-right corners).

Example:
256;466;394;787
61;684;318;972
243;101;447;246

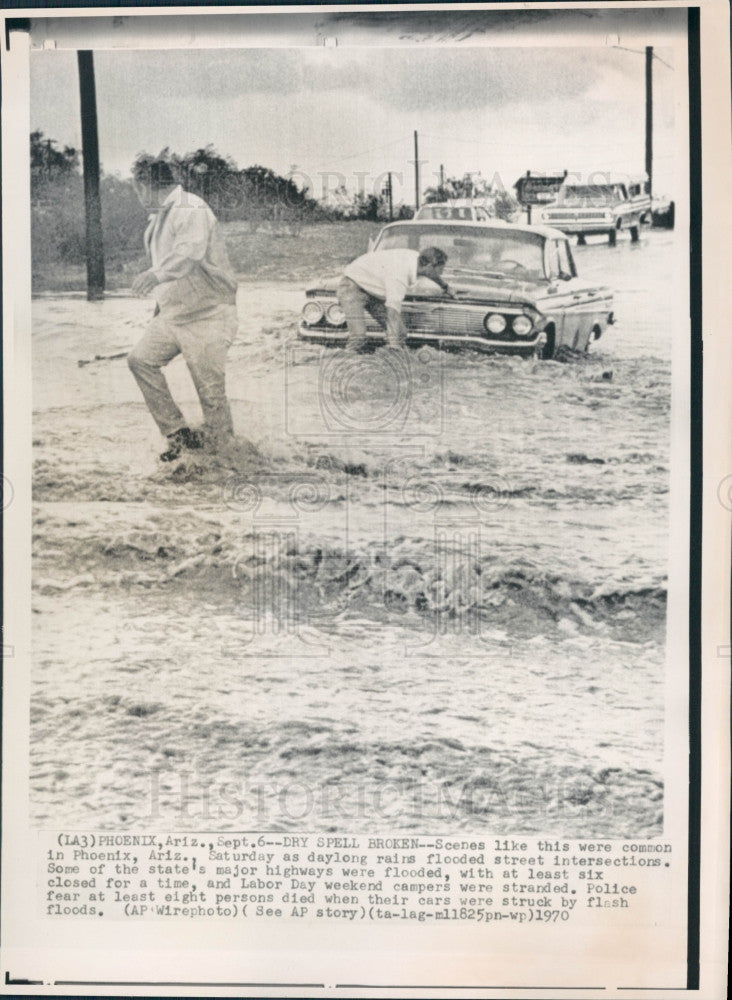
539;216;615;234
298;323;547;355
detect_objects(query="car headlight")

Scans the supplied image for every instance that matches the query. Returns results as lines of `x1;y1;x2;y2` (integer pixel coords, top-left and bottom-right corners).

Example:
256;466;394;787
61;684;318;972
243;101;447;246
325;302;346;326
512;315;533;336
302;301;324;325
484;313;507;334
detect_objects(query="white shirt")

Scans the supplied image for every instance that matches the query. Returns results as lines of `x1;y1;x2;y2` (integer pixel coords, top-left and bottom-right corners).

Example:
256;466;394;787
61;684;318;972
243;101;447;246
143;186;237;322
343;249;420;312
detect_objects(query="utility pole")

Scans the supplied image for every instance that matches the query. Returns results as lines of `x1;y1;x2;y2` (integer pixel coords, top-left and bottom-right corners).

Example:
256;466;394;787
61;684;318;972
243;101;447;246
77;51;105;300
414;130;420;210
440;163;445;193
387;172;393;221
645;46;653;199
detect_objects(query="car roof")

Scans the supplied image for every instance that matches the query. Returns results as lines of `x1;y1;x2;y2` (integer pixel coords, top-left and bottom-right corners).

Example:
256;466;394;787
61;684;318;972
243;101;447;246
381;218;568;241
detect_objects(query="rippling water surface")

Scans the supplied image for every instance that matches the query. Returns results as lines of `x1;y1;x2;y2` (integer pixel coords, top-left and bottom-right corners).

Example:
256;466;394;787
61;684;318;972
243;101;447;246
31;232;675;835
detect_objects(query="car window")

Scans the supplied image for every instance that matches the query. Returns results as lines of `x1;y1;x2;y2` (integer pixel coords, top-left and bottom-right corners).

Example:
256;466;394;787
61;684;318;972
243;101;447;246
376;224;546;278
546;239;576;280
545;240;560;279
467;239;545;277
376;228;412;249
556;240;575;278
419;206;453;219
559;184;616;205
417;205;478;220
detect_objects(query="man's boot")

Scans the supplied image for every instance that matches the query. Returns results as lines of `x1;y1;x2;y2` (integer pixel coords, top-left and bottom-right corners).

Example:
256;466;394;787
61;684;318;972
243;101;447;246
160;427;205;462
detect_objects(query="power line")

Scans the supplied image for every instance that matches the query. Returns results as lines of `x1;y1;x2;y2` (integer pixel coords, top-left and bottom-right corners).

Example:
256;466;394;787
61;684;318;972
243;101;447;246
301;135;411;173
419;133;674;152
613;44;674;70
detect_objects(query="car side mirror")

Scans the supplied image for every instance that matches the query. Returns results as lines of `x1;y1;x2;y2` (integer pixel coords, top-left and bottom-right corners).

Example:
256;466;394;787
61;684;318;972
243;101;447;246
367;237;375;252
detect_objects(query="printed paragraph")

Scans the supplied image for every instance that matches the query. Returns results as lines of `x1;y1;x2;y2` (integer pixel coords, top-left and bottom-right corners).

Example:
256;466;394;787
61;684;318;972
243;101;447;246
41;832;673;924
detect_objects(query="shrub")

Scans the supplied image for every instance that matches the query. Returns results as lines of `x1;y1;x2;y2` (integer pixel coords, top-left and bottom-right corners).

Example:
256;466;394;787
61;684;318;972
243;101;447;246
493;190;520;222
99;175;148;262
31;172;148;276
31;173;85;272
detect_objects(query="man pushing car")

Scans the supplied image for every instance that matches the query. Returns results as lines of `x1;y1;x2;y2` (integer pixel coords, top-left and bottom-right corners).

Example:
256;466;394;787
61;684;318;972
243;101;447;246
337;245;453;352
127;155;238;462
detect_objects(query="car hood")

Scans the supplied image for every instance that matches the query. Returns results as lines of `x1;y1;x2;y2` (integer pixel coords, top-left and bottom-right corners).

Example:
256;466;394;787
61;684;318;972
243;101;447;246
432;270;547;305
306;271;551;307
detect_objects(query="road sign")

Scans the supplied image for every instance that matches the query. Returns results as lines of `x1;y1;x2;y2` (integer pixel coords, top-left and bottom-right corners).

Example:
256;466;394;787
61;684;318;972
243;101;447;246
514;172;567;207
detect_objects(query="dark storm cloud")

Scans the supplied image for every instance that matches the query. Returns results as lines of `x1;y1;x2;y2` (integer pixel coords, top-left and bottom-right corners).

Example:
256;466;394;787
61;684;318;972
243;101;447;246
95;48;306;101
303;48;627;113
94;45;625;114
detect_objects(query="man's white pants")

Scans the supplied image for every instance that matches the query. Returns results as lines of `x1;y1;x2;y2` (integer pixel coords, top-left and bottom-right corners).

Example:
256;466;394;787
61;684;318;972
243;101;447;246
128;304;236;441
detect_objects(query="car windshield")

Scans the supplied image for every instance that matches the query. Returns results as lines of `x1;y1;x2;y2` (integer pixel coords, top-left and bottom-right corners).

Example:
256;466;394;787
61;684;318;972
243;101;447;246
557;184;621;205
374;224;547;280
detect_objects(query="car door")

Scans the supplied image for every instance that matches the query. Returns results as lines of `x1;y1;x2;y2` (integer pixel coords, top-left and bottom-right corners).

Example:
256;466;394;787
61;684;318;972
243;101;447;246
545;239;609;350
615;183;635;226
629;180;652;223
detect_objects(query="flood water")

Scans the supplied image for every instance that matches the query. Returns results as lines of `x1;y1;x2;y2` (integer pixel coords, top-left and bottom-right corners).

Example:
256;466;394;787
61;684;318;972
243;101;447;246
30;230;676;835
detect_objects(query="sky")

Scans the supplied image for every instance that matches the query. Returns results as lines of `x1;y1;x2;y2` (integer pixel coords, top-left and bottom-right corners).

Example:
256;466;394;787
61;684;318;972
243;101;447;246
29;15;683;204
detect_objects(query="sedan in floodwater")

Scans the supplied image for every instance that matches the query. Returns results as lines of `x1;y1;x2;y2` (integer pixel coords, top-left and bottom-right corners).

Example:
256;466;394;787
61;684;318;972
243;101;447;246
297;219;615;358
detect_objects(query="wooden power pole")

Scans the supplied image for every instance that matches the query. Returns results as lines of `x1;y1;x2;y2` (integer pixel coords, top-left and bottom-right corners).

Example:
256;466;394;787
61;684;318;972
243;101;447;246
77;50;105;300
414;130;420;210
645;46;653;199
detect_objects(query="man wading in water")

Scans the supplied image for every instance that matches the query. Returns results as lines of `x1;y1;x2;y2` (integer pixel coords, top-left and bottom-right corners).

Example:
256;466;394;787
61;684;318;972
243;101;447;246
128;155;238;462
337;245;453;352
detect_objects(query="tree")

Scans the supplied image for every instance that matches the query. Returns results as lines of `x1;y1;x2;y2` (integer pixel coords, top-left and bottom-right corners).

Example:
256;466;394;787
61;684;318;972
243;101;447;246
423;183;452;204
175;145;236;194
492;189;520;222
32;133;148;277
424;173;491;203
31;130;79;178
352;192;382;221
31;130;79;198
130;146;315;227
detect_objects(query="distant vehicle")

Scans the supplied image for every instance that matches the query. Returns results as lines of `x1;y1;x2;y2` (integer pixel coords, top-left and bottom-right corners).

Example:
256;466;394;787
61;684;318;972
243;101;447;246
415;201;492;222
651;195;675;229
536;175;652;245
298;219;614;359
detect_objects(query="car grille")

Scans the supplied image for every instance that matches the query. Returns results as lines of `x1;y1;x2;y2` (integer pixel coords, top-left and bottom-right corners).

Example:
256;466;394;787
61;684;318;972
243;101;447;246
366;304;520;341
547;210;606;219
408;306;477;336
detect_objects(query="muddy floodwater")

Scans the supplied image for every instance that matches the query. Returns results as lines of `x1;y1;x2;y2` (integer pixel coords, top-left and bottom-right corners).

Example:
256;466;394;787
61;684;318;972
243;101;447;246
30;231;675;835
